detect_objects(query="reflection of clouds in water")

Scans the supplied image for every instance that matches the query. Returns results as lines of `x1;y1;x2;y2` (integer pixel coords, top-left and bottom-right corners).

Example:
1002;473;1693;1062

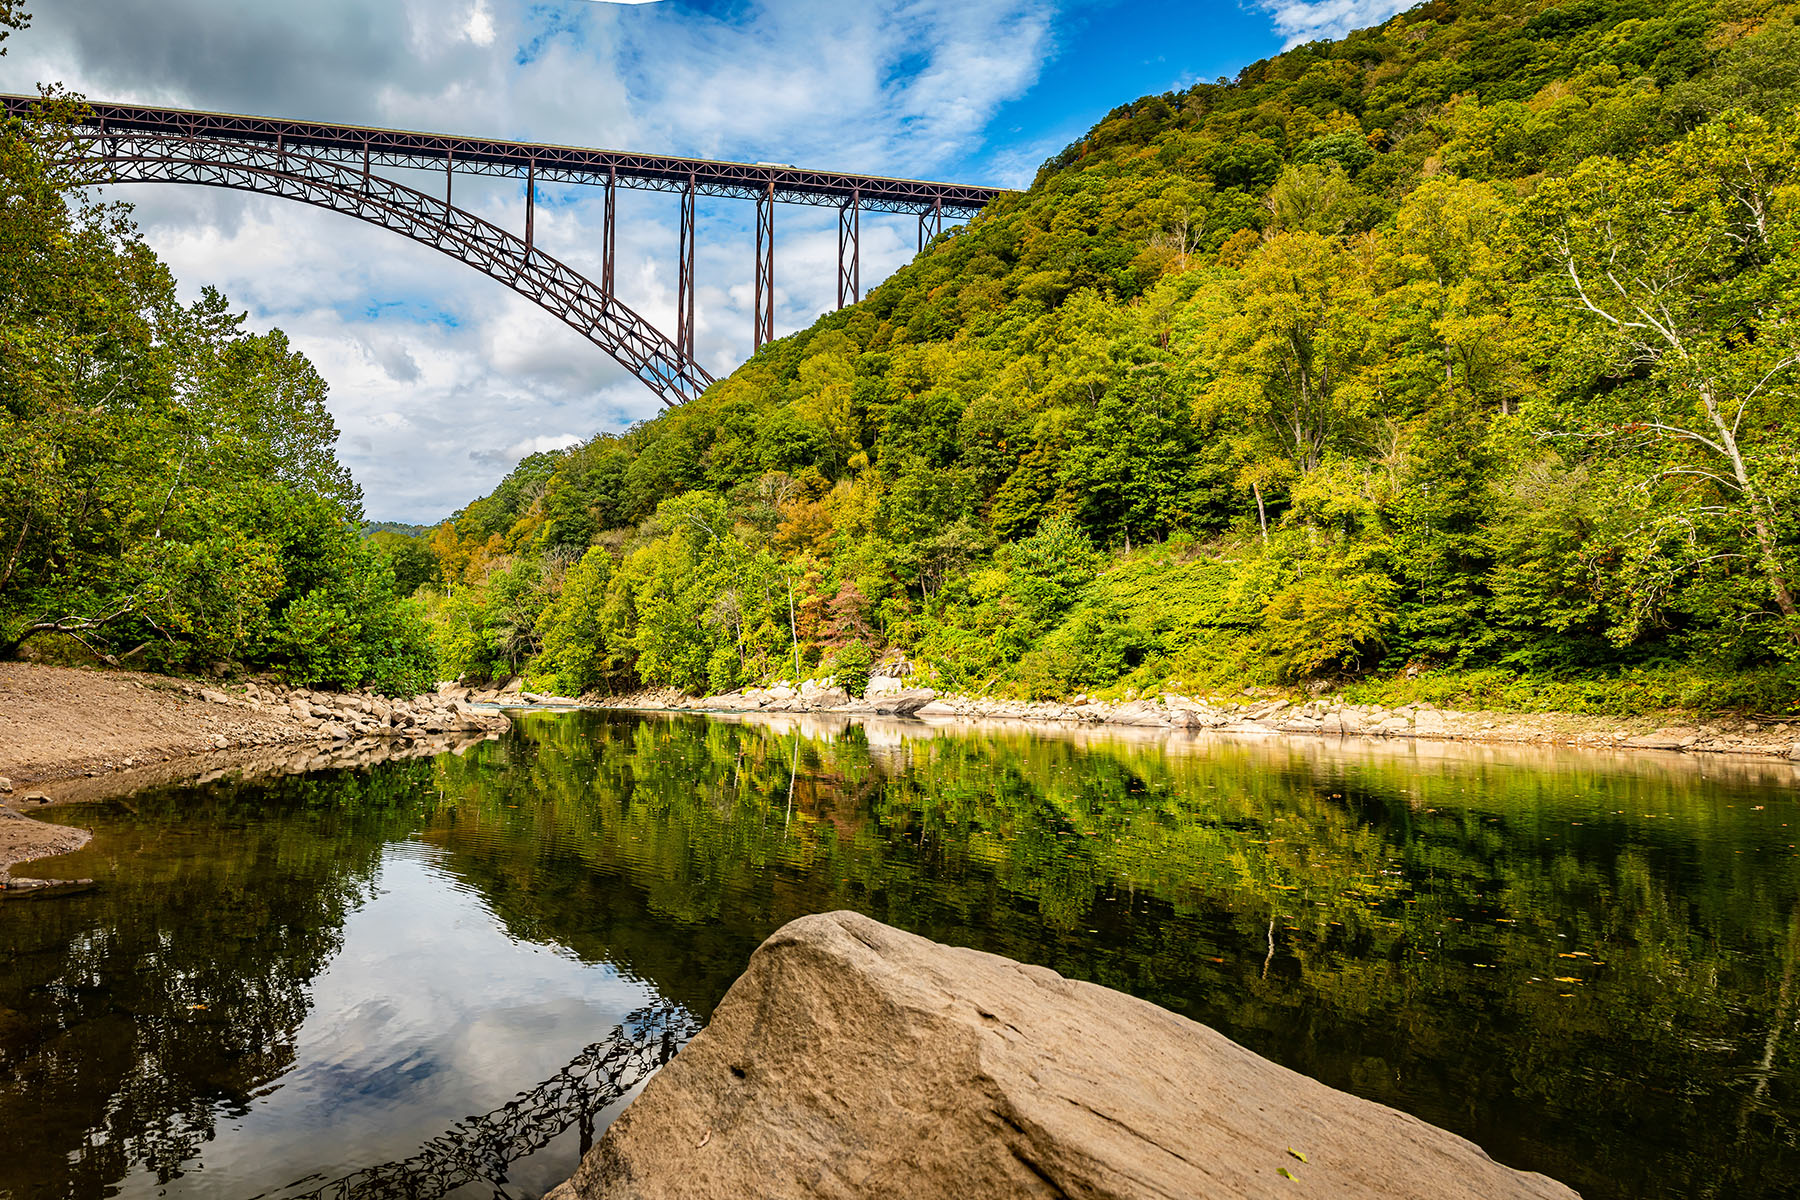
152;844;652;1198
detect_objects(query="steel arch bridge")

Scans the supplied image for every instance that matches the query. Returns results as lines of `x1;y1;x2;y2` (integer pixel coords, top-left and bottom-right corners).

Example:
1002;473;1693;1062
2;95;1005;407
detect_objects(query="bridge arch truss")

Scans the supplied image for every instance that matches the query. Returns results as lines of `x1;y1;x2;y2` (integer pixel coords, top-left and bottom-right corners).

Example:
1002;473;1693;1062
66;127;714;406
7;96;1004;406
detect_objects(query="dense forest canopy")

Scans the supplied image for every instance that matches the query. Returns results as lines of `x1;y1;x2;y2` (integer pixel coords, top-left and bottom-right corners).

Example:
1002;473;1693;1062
0;80;434;689
416;0;1800;713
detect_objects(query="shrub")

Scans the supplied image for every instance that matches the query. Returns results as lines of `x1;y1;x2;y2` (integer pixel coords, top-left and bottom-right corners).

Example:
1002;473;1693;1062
834;640;874;698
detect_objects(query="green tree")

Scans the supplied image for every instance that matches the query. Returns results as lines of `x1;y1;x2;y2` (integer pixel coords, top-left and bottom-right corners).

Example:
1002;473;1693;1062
1523;112;1800;635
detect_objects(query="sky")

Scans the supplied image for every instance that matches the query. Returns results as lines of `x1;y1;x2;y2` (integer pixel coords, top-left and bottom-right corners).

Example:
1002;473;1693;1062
2;0;1410;522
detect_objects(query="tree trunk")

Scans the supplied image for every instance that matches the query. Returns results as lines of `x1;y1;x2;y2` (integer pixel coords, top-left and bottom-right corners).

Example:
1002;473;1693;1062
1702;386;1798;620
787;577;801;680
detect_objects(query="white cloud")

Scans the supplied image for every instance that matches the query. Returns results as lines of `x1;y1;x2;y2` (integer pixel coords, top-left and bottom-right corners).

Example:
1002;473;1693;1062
1257;0;1412;48
1;0;1053;519
465;2;497;46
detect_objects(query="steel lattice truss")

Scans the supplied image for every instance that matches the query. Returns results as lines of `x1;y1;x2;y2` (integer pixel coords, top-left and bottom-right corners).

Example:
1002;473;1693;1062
73;128;714;407
2;95;999;217
269;1003;701;1200
10;94;1007;405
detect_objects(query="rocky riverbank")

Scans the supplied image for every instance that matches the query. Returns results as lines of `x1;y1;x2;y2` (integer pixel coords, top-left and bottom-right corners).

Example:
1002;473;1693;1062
570;680;1800;761
0;662;511;787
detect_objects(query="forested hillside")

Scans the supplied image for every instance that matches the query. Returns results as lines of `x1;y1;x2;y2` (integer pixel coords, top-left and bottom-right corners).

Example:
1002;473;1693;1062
420;0;1800;713
0;81;434;690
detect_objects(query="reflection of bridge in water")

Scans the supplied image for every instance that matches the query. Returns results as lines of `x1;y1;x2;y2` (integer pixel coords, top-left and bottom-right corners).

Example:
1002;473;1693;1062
3;95;1004;407
263;1003;700;1200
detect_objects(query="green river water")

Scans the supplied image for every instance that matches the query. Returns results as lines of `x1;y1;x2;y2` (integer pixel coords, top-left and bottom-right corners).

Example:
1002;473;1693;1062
2;710;1798;1199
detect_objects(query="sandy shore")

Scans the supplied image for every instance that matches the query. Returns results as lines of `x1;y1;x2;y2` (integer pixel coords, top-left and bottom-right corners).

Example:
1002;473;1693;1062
0;662;508;787
0;662;514;888
0;806;91;889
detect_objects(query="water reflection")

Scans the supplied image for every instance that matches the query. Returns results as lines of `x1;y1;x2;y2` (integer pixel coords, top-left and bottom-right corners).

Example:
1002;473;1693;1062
3;712;1799;1200
266;1004;695;1200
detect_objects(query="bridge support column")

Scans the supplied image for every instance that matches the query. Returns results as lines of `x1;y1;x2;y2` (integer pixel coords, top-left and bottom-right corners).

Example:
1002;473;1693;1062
677;172;696;364
446;148;453;208
525;159;536;254
837;189;860;310
754;181;775;351
917;197;943;253
602;166;616;298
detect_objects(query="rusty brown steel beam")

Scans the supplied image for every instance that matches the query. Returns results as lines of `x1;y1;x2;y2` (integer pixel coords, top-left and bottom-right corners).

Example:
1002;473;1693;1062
676;173;696;364
58;128;712;406
837;191;860;310
917;197;943;252
754;182;775;351
602;165;616;297
2;94;1002;218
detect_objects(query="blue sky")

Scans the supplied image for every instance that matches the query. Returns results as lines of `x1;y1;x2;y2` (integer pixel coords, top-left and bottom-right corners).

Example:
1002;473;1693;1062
4;0;1406;520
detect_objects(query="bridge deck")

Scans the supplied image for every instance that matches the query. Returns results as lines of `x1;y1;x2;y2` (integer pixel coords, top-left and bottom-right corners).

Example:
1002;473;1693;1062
2;95;1002;217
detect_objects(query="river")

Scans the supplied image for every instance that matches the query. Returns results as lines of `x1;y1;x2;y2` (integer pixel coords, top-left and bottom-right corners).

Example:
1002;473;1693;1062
2;710;1797;1199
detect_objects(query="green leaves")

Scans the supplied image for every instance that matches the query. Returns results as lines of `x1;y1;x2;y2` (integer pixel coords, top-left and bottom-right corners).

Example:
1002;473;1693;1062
0;104;430;688
417;9;1800;702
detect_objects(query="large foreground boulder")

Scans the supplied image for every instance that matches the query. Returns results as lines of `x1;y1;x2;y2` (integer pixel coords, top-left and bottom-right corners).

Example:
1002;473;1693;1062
551;912;1577;1200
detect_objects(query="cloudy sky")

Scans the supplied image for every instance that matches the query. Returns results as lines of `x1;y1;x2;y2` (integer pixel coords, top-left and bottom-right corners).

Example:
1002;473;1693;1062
3;0;1407;522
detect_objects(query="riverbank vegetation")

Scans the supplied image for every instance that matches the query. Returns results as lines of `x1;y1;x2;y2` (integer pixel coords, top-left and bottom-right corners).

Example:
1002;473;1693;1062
418;0;1800;715
0;83;435;690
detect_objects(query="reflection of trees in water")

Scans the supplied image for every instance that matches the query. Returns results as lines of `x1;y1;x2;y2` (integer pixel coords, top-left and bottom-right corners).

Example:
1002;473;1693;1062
0;762;440;1198
3;714;1799;1200
264;1004;697;1200
424;713;1800;1200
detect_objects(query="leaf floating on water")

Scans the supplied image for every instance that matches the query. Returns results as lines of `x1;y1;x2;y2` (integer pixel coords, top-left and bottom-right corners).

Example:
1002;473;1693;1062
1287;1148;1308;1162
1554;977;1582;984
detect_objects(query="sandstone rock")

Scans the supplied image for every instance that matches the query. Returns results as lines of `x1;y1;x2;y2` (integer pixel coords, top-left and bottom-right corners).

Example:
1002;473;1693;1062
200;689;231;704
555;912;1575;1200
868;689;936;717
912;700;957;718
0;777;10;794
1106;699;1170;727
1274;716;1323;732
